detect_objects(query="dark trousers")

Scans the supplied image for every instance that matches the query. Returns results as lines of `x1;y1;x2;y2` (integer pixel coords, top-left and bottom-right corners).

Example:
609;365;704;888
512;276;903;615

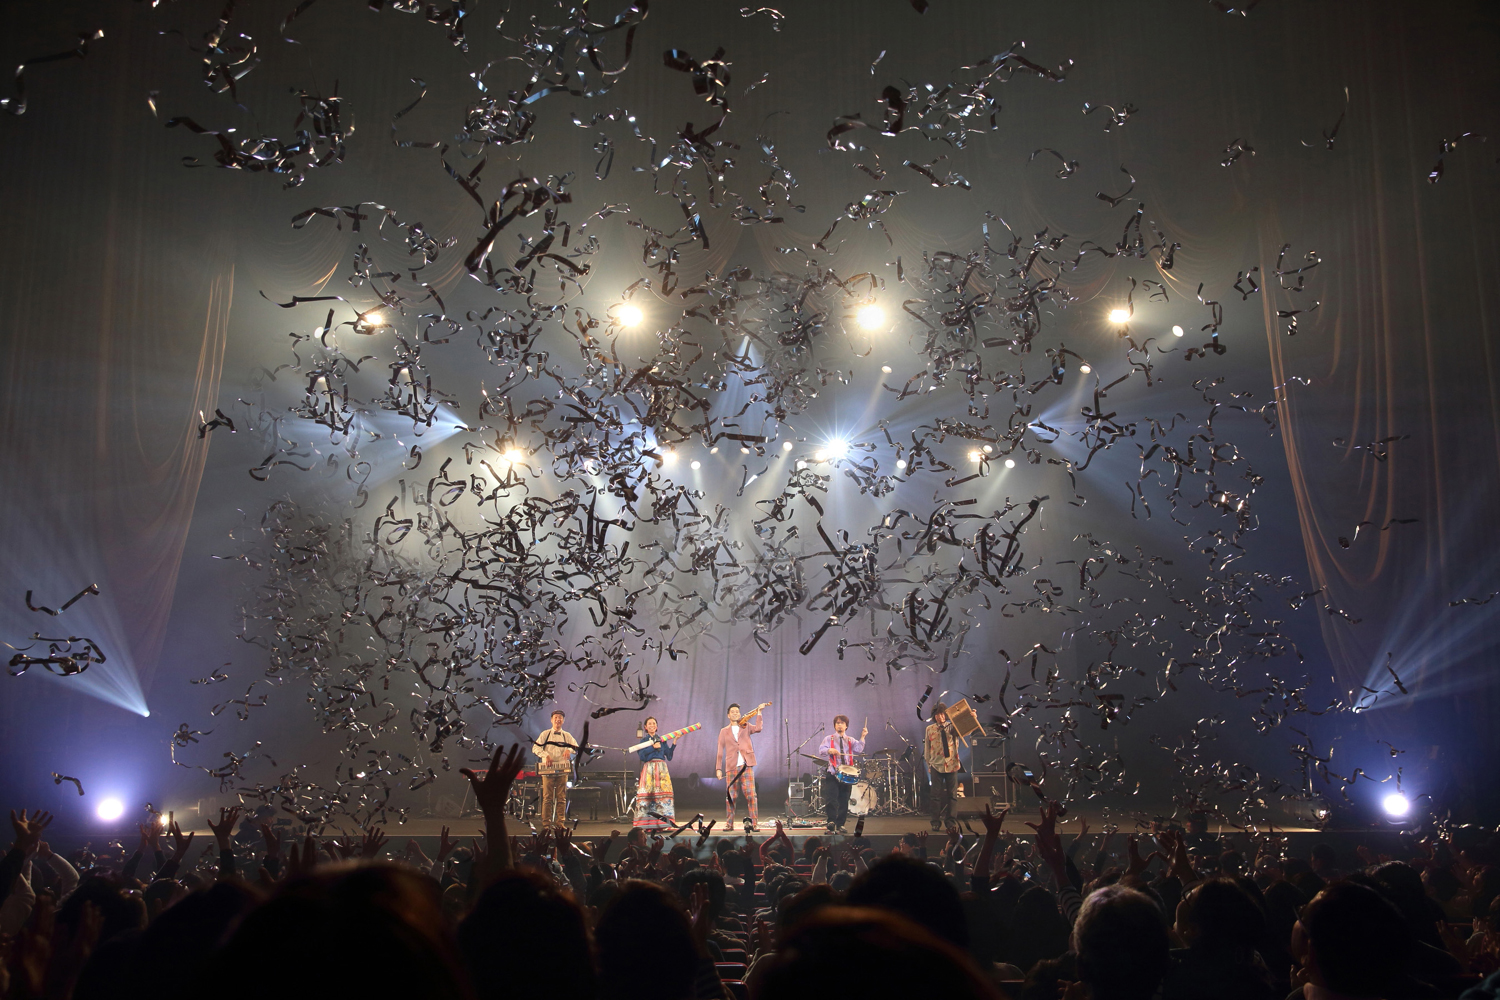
823;775;853;827
929;769;955;826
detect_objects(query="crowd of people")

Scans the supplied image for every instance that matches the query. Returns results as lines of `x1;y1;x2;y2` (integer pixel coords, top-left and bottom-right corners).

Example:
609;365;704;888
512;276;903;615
1;743;1498;1000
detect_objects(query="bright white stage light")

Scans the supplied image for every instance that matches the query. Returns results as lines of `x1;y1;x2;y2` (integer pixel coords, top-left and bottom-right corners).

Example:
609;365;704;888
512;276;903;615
1078;364;1092;374
661;449;676;464
96;797;125;822
1172;325;1185;337
895;459;907;470
782;441;794;451
854;304;886;330
709;446;719;454
1382;793;1411;818
740;446;750;454
982;444;993;454
813;450;826;461
968;450;982;463
500;448;524;466
881;365;893;374
1108;308;1130;325
690;460;701;470
796;461;808;470
826;439;850;460
1004;458;1016;469
616;304;644;328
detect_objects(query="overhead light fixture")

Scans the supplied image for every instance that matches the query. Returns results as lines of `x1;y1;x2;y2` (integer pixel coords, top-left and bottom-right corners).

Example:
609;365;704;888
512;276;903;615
616;303;644;328
661;449;677;464
1004;458;1016;469
96;797;125;822
881;365;893;374
854;304;885;330
782;441;794;452
1078;363;1092;374
690;460;701;470
825;439;850;460
982;444;993;454
1108;308;1130;325
1382;793;1411;819
968;450;982;463
895;459;907;470
1172;325;1185;337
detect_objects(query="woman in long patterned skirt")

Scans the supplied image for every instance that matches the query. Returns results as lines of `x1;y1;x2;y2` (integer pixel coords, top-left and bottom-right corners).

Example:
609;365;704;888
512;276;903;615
633;717;677;831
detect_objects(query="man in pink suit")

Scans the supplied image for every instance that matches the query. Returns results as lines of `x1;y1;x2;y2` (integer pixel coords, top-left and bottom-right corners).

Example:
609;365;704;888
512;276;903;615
716;700;771;831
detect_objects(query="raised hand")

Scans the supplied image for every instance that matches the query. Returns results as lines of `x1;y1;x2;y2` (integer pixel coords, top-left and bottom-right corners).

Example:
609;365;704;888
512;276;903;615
687;883;713;946
436;825;456;862
1025;801;1067;877
208;807;241;850
460;743;526;819
258;822;281;859
138;820;161;854
167;819;195;859
10;809;54;853
359;827;388;859
980;803;1008;838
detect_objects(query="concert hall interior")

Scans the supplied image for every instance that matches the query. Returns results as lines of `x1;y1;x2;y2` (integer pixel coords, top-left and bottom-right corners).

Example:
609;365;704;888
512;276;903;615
2;1;1499;997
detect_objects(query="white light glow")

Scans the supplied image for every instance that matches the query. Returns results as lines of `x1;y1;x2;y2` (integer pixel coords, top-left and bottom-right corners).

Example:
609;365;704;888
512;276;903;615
690;460;701;470
96;797;125;822
782;441;794;451
1172;325;1185;337
1108;308;1130;325
1078;364;1092;374
796;460;808;470
813;450;827;461
854;304;886;330
982;444;993;454
968;450;982;463
501;448;524;466
895;459;907;470
661;449;677;464
710;446;719;454
1004;458;1016;469
826;439;850;460
1382;793;1411;818
740;446;750;454
617;303;644;328
881;365;893;374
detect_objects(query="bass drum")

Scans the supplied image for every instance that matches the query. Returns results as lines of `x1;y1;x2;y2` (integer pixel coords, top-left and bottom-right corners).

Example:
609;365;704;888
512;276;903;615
848;780;878;817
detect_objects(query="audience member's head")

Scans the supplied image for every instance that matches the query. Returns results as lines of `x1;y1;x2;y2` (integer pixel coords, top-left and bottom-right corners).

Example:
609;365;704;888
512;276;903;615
1295;881;1412;998
1071;885;1170;1000
595;879;700;1000
846;855;968;949
1174;877;1265;961
758;907;1002;1000
209;863;466;1000
460;869;595;1000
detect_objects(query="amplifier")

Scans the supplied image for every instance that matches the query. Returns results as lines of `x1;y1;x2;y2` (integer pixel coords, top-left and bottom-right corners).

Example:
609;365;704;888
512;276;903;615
788;782;807;799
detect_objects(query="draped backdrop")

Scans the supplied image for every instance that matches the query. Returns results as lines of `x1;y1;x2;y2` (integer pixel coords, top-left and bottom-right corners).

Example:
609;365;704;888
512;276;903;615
0;0;1496;825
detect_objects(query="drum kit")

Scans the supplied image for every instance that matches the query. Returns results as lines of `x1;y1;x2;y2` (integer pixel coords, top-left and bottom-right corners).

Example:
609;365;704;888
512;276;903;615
792;720;923;818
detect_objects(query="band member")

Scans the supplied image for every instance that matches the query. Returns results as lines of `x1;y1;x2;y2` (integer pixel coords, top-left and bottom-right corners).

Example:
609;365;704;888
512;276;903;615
532;709;577;829
924;703;961;830
633;717;678;831
820;715;868;833
716;701;770;831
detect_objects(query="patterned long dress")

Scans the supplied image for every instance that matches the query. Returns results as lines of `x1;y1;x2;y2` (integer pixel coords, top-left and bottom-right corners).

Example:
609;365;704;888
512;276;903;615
633;739;676;830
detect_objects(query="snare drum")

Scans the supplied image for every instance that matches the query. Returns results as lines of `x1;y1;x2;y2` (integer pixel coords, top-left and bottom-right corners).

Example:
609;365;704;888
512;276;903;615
848;780;878;816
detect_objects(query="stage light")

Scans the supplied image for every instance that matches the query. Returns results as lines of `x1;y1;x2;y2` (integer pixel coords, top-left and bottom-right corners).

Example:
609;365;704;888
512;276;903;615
96;797;125;822
782;441;794;451
1004;458;1016;469
854;304;885;330
982;444;993;454
968;450;982;463
826;439;850;460
895;459;907;470
796;460;808;470
661;449;676;464
881;365;893;374
1382;793;1410;818
1172;325;1185;337
1108;308;1130;325
500;447;524;466
616;303;644;328
709;446;719;454
740;446;750;454
1078;363;1092;374
690;460;701;470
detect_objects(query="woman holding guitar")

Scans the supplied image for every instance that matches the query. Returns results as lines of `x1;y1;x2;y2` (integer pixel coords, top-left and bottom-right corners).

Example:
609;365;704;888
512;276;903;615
716;700;772;832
